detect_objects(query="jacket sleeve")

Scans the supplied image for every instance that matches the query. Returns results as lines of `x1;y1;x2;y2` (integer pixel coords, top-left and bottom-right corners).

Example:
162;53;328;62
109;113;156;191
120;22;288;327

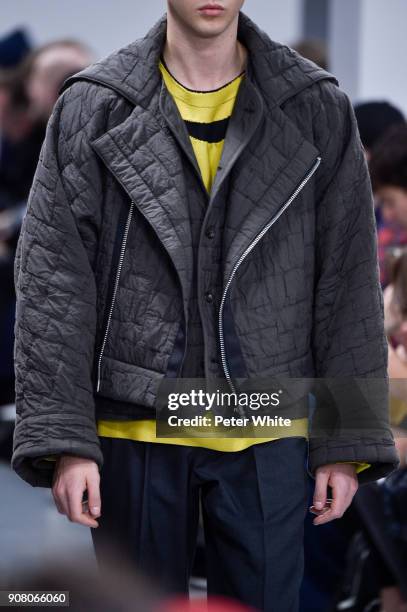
12;90;104;487
308;82;399;484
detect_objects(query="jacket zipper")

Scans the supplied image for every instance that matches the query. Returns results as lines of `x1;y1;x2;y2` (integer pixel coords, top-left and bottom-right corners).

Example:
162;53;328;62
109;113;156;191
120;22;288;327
218;156;322;394
96;201;135;393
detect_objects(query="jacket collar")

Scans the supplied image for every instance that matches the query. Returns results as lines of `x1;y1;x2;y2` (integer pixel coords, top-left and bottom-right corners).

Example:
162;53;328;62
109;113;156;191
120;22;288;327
59;12;337;303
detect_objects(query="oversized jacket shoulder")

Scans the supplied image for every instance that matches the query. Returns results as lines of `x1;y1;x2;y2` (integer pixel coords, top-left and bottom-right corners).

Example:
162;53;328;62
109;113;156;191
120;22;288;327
279;77;363;190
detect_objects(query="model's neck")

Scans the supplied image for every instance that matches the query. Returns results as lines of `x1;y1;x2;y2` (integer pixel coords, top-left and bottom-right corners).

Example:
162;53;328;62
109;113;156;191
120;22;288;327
162;14;247;91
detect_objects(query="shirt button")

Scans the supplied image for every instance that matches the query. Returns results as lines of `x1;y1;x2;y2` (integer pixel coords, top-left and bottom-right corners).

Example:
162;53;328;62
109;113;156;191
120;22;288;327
205;227;215;239
205;291;214;303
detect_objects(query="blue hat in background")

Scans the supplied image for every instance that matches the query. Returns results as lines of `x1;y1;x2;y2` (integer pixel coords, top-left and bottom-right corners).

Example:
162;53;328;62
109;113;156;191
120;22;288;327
0;28;32;69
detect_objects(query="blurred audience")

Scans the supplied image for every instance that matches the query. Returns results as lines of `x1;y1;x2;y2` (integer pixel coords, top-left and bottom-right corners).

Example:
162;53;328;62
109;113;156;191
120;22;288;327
383;250;407;457
0;36;93;409
292;38;328;70
0;29;31;70
354;101;405;161
24;39;93;122
369;122;407;287
370;123;407;229
0;29;33;407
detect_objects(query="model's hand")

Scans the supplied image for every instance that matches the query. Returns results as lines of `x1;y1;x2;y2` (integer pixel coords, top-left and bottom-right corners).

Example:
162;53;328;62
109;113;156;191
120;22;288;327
394;429;407;468
52;455;101;528
312;463;358;526
381;586;407;612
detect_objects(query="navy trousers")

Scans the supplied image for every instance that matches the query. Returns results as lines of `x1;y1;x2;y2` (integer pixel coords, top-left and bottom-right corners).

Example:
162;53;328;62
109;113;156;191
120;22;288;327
91;436;309;612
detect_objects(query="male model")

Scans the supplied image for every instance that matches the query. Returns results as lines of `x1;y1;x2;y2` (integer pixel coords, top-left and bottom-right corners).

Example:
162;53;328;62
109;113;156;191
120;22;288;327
12;2;398;610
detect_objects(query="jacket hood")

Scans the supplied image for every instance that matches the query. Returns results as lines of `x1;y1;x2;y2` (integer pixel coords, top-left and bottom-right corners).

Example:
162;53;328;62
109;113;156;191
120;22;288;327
59;11;337;109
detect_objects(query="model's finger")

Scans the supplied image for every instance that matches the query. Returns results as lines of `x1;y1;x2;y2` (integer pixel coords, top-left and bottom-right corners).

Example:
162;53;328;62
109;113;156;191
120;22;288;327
81;504;100;528
67;484;98;527
66;483;84;521
313;482;344;525
313;469;329;511
86;474;101;517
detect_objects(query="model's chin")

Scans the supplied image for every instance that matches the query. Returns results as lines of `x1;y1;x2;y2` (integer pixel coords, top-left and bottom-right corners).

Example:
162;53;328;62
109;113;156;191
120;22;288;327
190;15;230;37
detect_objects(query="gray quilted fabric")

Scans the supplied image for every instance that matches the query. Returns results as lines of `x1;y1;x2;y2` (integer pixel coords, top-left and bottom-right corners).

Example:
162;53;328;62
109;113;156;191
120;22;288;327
12;11;398;487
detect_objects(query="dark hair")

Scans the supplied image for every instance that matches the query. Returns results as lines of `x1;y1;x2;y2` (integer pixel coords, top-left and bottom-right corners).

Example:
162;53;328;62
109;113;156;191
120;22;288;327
369;122;407;192
0;65;30;110
354;101;405;150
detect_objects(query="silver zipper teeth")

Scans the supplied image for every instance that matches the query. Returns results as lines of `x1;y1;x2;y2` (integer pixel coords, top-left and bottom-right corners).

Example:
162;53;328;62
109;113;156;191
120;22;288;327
218;157;322;393
96;201;135;393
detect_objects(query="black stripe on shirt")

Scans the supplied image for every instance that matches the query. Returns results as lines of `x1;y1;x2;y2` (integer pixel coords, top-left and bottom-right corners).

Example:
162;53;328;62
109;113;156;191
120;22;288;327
185;117;229;143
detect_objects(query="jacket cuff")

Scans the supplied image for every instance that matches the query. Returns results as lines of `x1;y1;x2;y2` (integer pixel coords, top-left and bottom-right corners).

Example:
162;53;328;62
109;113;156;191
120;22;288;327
308;435;399;484
12;415;103;488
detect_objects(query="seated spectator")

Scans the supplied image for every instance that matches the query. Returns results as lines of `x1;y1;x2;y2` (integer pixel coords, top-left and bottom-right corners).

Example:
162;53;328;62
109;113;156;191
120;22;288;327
354;101;405;161
369;122;407;286
370;124;407;229
383;249;407;447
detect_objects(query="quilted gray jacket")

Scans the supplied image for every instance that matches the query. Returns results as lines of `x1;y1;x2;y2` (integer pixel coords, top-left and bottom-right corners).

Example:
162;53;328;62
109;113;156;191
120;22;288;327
12;11;398;487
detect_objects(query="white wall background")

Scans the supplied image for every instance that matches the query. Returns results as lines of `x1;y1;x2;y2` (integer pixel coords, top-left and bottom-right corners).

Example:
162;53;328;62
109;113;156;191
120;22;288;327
0;0;303;61
330;0;407;115
359;0;407;114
